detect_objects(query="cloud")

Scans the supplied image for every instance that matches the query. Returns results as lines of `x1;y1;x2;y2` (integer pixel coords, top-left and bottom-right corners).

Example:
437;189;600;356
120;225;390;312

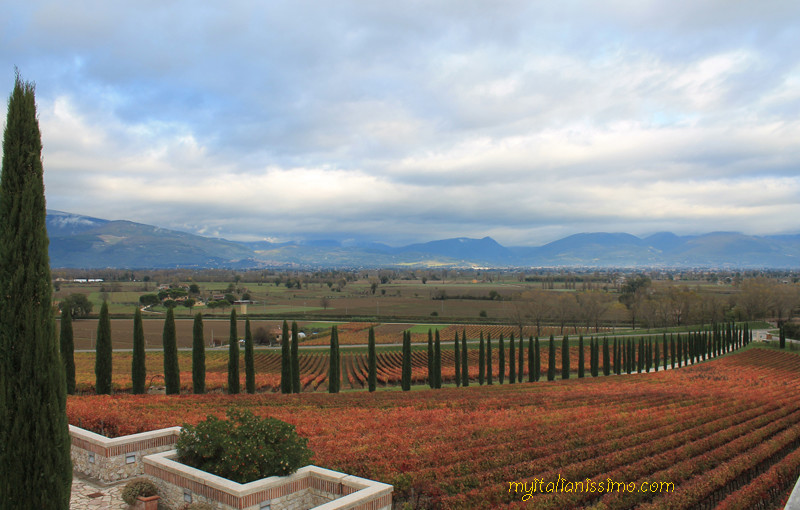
3;1;800;247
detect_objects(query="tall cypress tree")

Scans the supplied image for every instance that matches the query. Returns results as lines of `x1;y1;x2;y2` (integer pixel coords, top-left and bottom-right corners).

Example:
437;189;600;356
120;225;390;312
163;307;180;394
367;326;377;392
329;326;340;393
131;307;146;395
95;301;112;394
280;320;291;394
578;336;585;378
434;329;442;388
602;338;610;376
561;335;570;380
534;336;541;381
654;340;660;373
547;335;556;381
528;336;535;383
454;331;461;387
60;308;76;395
427;329;434;388
245;318;255;394
402;331;411;391
291;321;300;393
462;329;469;386
228;309;240;394
478;332;485;385
509;334;516;384
486;333;493;385
192;312;205;394
498;334;505;384
0;70;72;508
518;333;524;383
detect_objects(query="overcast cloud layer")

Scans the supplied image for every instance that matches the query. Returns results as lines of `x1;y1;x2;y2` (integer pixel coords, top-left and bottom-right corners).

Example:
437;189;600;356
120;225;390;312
2;1;800;246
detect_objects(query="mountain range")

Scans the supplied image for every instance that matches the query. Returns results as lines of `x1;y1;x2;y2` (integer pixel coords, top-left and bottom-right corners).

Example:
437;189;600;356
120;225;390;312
45;210;800;269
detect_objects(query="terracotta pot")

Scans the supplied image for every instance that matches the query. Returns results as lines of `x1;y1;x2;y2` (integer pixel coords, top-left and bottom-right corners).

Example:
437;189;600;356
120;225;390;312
135;494;160;510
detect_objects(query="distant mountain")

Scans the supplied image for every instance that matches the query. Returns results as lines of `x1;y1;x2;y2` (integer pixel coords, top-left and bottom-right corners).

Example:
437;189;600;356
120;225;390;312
47;211;255;268
396;237;513;263
46;210;109;237
45;211;800;268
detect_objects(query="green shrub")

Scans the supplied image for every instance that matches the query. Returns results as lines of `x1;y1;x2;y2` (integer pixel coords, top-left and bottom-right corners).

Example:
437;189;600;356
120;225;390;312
176;408;312;483
121;478;159;505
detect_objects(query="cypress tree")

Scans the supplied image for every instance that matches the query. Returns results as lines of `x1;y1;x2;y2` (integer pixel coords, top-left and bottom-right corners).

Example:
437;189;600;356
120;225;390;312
402;331;411;391
578;336;585;378
509;334;516;384
528;336;534;383
163;306;180;394
434;329;442;388
518;332;524;382
60;308;76;395
613;338;618;375
780;325;786;349
478;332;485;385
280;320;291;394
534;336;541;381
654;340;660;373
663;334;669;371
462;330;469;386
602;338;610;376
486;333;493;385
367;326;377;392
192;312;205;394
498;334;505;384
0;70;71;508
547;335;556;381
245;318;255;394
454;331;461;387
561;335;570;380
670;335;676;369
228;309;240;394
637;338;644;373
328;326;340;393
95;301;112;394
427;329;434;388
291;321;300;393
131;307;146;395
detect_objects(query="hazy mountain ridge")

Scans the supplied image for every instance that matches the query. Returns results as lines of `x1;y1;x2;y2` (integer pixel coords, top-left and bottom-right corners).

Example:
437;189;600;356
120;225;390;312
46;211;800;268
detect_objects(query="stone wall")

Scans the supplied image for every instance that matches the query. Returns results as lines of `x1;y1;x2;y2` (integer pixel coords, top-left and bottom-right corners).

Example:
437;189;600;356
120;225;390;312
69;425;181;484
144;451;393;510
69;425;393;509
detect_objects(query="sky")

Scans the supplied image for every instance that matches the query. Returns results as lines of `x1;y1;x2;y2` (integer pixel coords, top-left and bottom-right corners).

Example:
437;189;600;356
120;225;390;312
2;1;800;247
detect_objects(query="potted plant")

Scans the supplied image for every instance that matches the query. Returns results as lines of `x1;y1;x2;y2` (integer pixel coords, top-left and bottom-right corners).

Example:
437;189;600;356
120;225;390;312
121;478;160;510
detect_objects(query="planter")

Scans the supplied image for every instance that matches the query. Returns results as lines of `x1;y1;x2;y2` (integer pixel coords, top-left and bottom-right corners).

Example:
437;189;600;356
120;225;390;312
144;451;393;510
135;494;160;510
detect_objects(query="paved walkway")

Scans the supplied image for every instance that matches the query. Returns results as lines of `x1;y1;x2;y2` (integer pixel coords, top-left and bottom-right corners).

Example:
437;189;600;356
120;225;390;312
70;474;127;510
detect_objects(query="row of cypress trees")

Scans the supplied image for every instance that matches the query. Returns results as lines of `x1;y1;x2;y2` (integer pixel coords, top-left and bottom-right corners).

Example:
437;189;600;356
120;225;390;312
69;307;272;395
67;315;752;397
388;323;752;390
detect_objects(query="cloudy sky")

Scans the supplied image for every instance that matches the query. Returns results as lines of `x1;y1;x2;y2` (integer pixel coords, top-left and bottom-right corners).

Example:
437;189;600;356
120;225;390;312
2;1;800;246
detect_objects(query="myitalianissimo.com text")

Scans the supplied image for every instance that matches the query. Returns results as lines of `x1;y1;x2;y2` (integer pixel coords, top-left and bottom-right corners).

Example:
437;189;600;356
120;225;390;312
509;475;674;501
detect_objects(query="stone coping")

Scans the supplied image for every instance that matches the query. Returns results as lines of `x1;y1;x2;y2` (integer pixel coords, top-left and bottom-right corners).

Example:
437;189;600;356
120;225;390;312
145;450;392;506
69;424;181;455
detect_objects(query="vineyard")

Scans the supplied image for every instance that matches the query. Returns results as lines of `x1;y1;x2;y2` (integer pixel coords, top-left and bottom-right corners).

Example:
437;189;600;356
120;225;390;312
67;348;800;509
72;330;718;393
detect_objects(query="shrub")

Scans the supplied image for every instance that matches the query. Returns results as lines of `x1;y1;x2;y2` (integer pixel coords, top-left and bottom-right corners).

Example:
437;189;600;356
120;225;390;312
121;478;159;505
176;408;312;483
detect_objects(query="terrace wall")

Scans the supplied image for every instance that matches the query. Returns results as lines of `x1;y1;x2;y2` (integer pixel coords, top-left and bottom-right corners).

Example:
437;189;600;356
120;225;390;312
69;424;181;483
69;425;393;510
144;451;393;510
